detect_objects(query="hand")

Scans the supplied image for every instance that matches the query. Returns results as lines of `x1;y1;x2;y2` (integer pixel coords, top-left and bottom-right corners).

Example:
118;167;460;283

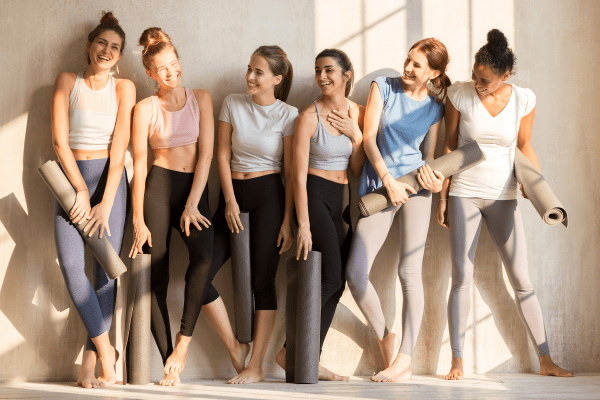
277;220;293;254
520;183;529;199
83;202;112;238
70;190;92;225
327;109;362;143
436;199;449;229
417;165;444;193
225;198;243;233
129;220;152;258
382;174;417;206
180;206;211;237
296;225;312;261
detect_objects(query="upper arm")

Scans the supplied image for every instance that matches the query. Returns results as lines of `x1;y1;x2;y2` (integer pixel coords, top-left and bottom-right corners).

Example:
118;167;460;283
217;120;233;160
131;99;152;163
363;82;384;146
443;100;461;152
51;72;76;147
111;79;136;155
517;106;536;150
422;118;442;161
292;112;316;176
195;89;215;156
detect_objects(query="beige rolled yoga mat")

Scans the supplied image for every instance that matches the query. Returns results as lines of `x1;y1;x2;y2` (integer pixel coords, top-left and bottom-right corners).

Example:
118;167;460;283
38;160;127;279
514;149;568;227
123;254;151;385
358;141;486;217
285;251;321;384
230;212;254;343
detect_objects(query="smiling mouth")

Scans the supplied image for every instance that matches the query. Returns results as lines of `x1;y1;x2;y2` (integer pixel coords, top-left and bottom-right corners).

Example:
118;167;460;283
320;82;332;87
166;74;179;82
98;55;110;61
402;74;414;79
247;83;257;87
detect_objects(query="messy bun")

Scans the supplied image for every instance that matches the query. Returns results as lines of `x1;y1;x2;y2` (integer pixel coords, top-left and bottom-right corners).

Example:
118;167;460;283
475;29;516;76
139;27;178;71
86;11;126;64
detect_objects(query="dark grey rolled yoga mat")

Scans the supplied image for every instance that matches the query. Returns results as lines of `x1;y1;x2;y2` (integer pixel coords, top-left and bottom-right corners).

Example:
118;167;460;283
123;254;151;385
38;160;127;279
514;149;568;227
358;141;486;217
285;251;321;384
230;212;254;343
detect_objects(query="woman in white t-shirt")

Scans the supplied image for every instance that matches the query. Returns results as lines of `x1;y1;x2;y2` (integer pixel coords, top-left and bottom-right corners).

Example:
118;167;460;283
437;29;573;380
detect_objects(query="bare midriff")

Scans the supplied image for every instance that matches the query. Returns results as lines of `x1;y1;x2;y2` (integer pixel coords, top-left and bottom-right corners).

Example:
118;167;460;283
71;149;110;160
231;170;279;180
308;168;348;184
153;142;199;173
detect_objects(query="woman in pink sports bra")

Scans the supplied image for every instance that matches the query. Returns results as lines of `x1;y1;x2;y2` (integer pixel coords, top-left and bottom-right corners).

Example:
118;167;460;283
129;27;246;386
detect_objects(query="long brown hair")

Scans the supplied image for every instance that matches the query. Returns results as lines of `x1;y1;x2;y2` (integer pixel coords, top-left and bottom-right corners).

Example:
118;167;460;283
409;38;451;102
252;46;293;102
315;48;355;97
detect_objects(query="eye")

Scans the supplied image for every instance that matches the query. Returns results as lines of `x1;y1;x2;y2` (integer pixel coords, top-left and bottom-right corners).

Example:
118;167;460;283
413;63;421;69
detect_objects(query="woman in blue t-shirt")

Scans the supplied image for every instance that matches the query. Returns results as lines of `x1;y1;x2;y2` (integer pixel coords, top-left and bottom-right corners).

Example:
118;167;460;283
345;38;450;382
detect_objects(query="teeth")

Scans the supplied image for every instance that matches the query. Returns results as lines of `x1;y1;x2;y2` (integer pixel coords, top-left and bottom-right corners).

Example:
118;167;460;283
320;82;331;86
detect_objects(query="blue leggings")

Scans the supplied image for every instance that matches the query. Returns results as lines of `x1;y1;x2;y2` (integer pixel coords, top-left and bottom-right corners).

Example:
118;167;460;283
54;158;128;352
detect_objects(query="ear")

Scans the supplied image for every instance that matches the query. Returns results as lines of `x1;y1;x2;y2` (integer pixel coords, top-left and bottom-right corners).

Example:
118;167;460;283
430;70;440;81
145;68;154;80
344;71;352;81
501;70;510;81
85;41;91;53
274;74;283;86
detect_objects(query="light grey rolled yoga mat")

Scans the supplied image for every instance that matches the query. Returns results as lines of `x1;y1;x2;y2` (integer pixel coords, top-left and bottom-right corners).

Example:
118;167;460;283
358;141;486;217
285;251;321;384
514;149;568;227
230;212;254;343
39;160;127;279
123;254;151;385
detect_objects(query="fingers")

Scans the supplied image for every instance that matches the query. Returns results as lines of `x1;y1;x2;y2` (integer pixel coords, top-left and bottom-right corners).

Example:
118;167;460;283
147;233;152;247
184;219;190;237
198;215;211;229
304;240;311;261
87;219;101;238
281;236;292;254
233;213;243;232
296;242;302;261
105;223;111;237
192;220;202;233
277;232;283;249
225;215;234;233
129;244;137;258
434;170;445;181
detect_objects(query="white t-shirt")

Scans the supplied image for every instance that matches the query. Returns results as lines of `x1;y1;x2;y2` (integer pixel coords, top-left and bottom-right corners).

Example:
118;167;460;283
219;94;298;173
448;81;536;200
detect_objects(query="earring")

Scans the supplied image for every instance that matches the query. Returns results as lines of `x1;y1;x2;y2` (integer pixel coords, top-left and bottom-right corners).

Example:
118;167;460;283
114;61;120;75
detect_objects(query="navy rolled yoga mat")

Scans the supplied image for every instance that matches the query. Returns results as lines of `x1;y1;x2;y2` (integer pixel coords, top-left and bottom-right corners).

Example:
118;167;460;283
230;212;254;343
286;251;321;384
358;141;486;217
123;254;151;385
38;160;127;279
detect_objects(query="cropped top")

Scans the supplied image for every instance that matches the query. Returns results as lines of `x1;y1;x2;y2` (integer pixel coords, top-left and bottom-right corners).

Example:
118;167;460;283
219;94;298;173
308;101;353;171
68;71;118;150
149;87;199;149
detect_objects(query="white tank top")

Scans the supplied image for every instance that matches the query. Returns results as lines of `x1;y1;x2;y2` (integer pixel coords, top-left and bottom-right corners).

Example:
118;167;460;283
68;71;118;150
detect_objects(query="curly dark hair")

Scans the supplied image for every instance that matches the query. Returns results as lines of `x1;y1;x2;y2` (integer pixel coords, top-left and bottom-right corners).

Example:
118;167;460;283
475;29;516;76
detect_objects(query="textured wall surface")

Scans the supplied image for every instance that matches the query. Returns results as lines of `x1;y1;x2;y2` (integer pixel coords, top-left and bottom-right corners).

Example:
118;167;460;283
0;0;598;382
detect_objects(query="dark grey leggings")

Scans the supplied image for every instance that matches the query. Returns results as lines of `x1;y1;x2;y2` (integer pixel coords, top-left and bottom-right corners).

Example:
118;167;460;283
346;190;431;356
447;196;550;358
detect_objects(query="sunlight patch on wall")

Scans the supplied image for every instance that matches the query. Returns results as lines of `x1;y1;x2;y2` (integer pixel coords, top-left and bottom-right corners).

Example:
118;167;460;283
0;113;28;214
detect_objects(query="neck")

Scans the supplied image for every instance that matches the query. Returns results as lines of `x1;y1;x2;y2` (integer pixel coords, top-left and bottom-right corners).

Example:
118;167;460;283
319;90;347;111
83;66;111;90
252;91;277;106
158;85;185;102
401;79;429;98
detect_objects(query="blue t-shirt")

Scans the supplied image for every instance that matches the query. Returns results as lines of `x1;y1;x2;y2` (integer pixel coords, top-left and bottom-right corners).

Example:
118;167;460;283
357;76;444;196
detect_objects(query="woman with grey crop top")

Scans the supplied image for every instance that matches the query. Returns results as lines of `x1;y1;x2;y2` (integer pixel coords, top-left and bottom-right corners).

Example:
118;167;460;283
282;48;365;381
212;45;298;384
438;29;573;380
345;38;451;382
51;12;135;388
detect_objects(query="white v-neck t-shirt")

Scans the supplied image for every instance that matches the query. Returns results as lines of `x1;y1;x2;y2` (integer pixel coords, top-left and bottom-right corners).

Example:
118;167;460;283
448;81;536;200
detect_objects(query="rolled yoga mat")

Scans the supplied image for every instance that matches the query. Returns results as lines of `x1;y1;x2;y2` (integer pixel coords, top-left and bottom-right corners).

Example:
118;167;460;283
123;254;151;385
514;149;568;227
358;141;486;217
38;160;127;279
230;212;254;343
285;251;321;384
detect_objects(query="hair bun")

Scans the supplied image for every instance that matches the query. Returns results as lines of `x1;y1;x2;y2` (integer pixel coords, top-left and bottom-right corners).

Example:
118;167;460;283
139;27;171;51
487;29;508;52
100;11;119;26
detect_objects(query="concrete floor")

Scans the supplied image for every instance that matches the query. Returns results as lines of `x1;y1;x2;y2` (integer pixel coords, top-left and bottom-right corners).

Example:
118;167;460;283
1;374;599;400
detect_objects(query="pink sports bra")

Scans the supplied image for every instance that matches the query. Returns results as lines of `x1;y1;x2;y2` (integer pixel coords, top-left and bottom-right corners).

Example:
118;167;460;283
149;87;199;149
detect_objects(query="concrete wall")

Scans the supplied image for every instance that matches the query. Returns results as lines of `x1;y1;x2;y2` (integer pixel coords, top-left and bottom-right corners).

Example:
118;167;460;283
1;0;598;382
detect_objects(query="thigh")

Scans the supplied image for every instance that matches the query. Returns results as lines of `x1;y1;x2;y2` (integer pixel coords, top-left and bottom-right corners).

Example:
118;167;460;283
448;196;484;282
396;190;432;264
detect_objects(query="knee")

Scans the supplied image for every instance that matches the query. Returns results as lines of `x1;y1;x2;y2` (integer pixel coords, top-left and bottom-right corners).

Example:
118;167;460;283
451;266;472;291
346;270;367;297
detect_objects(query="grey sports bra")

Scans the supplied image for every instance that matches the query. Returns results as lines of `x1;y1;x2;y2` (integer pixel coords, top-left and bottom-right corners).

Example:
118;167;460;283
308;101;353;171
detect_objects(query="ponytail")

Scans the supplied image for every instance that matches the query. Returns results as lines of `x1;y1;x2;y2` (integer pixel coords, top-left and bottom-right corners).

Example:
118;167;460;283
252;45;293;102
409;38;451;102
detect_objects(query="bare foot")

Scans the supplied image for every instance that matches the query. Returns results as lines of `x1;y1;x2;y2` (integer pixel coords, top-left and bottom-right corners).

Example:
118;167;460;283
228;366;265;384
377;332;400;368
97;345;118;386
164;332;191;376
371;352;412;382
230;342;251;374
318;364;349;381
445;357;464;380
275;347;286;370
159;371;181;386
76;350;104;389
540;355;575;377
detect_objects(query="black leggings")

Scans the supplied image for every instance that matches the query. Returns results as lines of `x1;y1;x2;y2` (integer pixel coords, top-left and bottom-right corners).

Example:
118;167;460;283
211;173;285;311
143;166;217;363
306;174;352;352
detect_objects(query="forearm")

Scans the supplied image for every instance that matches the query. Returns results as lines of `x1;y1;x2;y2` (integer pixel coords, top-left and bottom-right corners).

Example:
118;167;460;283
186;153;212;206
349;140;365;177
518;143;541;172
100;151;126;208
131;163;147;223
217;153;236;203
283;167;295;222
293;175;309;229
364;139;389;179
54;144;87;191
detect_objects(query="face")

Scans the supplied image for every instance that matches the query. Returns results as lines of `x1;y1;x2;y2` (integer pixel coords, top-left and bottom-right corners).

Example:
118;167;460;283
401;48;439;86
246;54;282;97
147;48;182;89
86;30;122;69
315;56;350;96
471;63;509;96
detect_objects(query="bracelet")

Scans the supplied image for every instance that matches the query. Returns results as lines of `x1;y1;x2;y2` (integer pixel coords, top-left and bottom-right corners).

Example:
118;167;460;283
439;198;448;201
76;188;89;193
381;172;392;181
184;204;198;209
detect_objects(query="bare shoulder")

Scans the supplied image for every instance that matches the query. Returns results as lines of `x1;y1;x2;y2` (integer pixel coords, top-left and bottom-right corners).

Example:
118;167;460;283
192;88;212;104
295;106;318;135
54;71;77;92
134;97;153;116
348;100;365;118
115;78;135;93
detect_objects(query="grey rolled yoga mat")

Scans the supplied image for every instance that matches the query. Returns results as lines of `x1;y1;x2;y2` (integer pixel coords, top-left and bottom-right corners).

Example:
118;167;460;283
514;149;568;227
230;212;254;343
123;254;151;385
358;141;486;217
285;251;321;384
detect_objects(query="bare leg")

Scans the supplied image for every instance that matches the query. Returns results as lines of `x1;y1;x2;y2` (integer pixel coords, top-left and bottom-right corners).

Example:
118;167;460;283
159;332;189;386
445;357;464;380
371;352;412;382
275;346;286;370
76;350;104;388
377;332;400;368
91;331;117;386
203;297;251;373
228;310;276;384
539;355;574;377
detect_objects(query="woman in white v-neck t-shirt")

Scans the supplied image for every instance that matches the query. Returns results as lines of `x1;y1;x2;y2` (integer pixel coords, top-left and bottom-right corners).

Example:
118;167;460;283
437;29;574;380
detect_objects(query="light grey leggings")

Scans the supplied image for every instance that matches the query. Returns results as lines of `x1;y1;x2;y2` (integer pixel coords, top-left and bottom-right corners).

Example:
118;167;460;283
346;190;431;356
448;196;550;359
